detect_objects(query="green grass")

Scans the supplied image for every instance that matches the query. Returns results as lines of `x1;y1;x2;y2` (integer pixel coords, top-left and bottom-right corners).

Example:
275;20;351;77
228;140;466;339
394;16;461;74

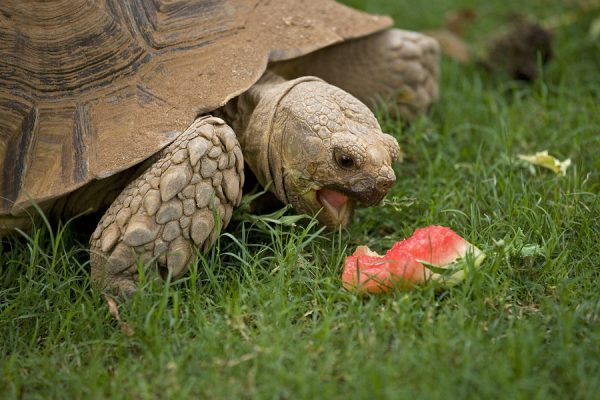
2;1;600;399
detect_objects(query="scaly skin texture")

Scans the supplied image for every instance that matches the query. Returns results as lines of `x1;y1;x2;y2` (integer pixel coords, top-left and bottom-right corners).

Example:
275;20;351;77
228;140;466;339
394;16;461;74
89;117;243;295
226;73;401;228
80;73;401;295
273;29;440;120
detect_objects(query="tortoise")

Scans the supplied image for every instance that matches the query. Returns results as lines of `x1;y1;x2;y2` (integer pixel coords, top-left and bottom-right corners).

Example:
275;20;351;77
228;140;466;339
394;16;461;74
0;0;439;294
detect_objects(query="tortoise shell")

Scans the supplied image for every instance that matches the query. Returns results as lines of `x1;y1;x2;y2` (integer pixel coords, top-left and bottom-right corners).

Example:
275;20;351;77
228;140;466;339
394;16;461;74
0;0;391;215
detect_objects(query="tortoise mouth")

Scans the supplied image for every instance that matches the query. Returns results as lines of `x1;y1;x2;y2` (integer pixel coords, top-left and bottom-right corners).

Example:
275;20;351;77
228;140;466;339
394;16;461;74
315;188;355;228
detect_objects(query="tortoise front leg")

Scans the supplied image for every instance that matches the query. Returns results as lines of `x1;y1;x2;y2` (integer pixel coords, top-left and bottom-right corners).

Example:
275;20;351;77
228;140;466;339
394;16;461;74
89;116;244;295
273;29;440;120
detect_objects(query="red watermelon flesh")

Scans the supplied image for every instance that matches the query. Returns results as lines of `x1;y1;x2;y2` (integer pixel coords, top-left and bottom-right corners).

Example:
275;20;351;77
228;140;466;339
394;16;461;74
342;251;427;294
342;226;484;294
387;226;477;266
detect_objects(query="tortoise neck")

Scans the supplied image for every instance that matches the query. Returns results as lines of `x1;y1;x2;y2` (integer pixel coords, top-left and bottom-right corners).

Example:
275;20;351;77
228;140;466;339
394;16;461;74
221;72;321;204
219;72;286;135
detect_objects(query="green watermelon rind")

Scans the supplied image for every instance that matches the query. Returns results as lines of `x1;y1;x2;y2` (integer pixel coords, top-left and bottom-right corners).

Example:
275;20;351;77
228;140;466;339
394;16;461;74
419;245;486;286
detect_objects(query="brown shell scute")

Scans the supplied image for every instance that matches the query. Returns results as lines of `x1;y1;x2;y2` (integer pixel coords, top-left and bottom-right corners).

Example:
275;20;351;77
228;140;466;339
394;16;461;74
0;0;392;215
1;1;144;95
0;93;37;211
0;1;254;95
129;1;256;50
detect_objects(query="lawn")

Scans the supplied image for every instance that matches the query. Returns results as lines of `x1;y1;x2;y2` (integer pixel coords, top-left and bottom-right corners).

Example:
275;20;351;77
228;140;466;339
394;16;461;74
2;0;599;399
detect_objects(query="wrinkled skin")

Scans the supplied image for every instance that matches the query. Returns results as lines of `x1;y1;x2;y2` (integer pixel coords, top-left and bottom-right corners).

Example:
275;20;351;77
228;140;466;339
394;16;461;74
230;74;401;229
0;24;436;296
89;76;402;294
276;81;401;228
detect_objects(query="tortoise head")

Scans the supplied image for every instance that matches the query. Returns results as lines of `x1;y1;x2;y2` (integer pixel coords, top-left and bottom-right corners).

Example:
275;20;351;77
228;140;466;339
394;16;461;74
275;80;401;228
239;75;401;229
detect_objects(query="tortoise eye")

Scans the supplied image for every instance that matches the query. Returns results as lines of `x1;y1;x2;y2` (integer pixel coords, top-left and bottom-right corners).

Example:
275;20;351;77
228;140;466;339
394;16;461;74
334;150;355;170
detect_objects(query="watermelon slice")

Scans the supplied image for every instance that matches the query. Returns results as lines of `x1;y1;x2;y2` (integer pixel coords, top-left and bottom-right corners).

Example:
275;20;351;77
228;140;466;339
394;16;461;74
342;226;485;294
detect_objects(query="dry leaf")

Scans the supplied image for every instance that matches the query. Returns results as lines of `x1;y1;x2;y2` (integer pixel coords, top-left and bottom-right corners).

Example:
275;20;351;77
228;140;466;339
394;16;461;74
104;294;135;337
119;322;135;337
105;295;120;319
518;150;571;176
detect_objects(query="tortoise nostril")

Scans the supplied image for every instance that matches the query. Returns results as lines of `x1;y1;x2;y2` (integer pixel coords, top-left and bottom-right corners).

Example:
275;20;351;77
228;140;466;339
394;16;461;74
376;179;393;192
376;166;396;191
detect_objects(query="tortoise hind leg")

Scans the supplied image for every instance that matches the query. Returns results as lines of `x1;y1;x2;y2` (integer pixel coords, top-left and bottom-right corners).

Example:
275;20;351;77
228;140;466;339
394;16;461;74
90;116;244;296
272;29;440;121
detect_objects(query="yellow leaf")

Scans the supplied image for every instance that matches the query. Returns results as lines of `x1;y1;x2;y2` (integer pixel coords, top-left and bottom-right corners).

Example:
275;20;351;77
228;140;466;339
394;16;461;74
518;150;571;176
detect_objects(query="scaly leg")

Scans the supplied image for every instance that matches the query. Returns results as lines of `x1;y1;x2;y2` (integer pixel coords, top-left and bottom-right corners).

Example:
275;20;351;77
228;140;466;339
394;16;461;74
89;116;244;295
272;29;440;120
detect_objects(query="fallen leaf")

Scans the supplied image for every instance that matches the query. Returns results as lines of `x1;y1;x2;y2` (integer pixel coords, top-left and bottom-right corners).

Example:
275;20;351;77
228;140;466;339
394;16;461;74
518;150;571;176
119;321;135;337
104;294;135;337
105;295;120;319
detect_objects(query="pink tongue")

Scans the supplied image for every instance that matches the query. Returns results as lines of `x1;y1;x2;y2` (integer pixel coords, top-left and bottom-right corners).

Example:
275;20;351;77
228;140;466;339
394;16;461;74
318;189;348;209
